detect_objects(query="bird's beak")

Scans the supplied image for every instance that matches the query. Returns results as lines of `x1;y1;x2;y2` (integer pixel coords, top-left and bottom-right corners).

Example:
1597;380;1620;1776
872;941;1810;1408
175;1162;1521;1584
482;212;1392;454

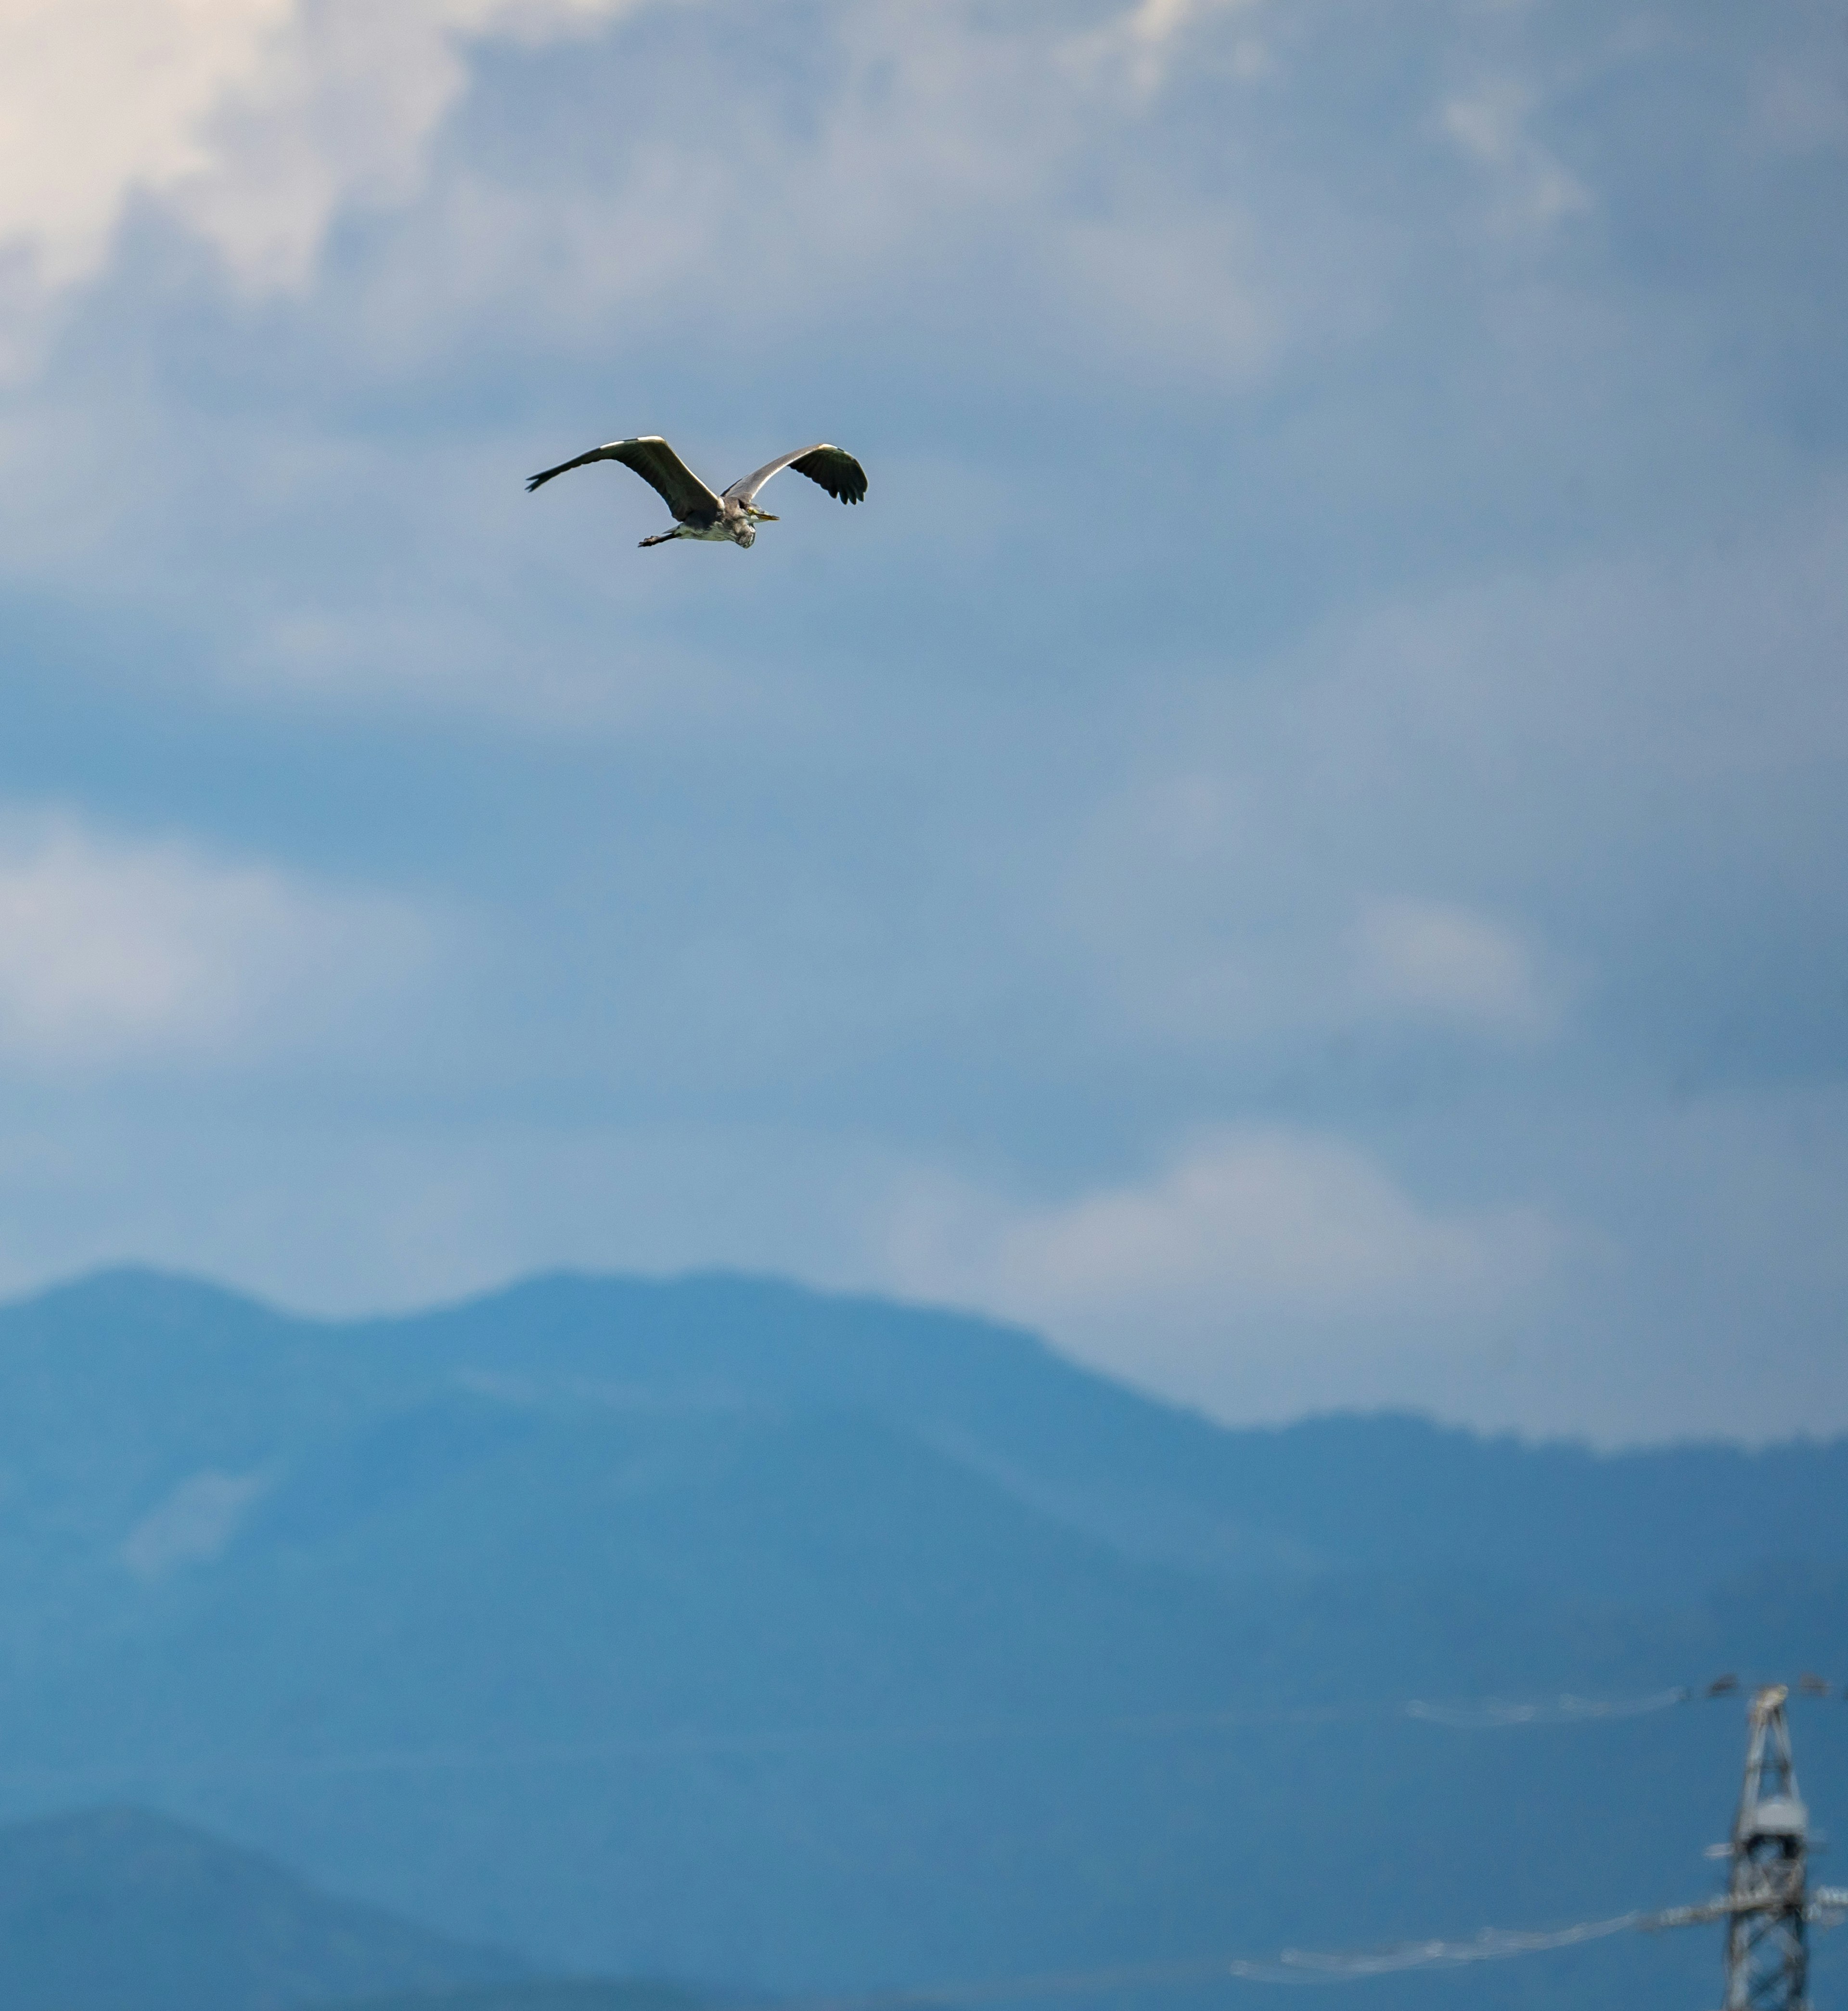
753;510;779;522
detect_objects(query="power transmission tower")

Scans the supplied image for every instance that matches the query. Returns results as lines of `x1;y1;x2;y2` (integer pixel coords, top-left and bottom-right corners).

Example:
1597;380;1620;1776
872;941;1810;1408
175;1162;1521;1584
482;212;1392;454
1722;1686;1811;2011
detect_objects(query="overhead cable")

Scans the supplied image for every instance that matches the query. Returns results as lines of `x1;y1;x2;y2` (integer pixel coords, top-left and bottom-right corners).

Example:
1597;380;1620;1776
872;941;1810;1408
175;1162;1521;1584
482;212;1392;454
0;1684;1731;1792
793;1893;1848;2008
1404;1687;1691;1728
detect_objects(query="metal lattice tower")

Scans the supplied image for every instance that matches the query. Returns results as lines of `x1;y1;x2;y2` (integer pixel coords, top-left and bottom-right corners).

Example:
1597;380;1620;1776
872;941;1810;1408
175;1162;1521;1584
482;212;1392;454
1723;1686;1811;2011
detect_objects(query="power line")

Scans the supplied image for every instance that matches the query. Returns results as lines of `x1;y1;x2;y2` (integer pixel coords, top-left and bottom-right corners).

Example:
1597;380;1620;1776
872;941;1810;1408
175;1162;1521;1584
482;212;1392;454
781;1685;1848;2008
781;1887;1848;2006
0;1683;1714;1792
783;1911;1668;2008
1404;1686;1690;1728
0;1677;1830;2004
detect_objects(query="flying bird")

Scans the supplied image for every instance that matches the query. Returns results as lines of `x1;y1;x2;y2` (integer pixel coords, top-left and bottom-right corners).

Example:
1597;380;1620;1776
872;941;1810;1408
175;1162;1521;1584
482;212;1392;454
526;435;867;549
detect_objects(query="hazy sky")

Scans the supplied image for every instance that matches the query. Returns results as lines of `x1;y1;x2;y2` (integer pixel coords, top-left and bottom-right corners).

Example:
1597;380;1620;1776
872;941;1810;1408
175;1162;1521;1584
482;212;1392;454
0;0;1842;1442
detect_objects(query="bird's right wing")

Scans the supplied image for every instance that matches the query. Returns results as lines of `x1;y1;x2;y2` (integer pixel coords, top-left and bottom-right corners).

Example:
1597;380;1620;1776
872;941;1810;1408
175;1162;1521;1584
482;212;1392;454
526;436;722;521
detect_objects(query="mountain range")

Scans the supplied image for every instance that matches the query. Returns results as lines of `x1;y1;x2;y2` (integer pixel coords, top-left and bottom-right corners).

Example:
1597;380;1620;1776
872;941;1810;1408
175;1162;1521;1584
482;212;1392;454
0;1267;1845;2011
0;1806;517;2011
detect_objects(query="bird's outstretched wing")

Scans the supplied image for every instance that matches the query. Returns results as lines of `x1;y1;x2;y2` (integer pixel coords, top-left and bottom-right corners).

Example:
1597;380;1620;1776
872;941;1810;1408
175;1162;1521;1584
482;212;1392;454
526;436;722;523
723;444;868;508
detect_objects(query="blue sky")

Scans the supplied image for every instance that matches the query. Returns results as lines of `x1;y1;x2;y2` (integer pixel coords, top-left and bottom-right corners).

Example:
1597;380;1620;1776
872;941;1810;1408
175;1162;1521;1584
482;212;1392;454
0;0;1842;1441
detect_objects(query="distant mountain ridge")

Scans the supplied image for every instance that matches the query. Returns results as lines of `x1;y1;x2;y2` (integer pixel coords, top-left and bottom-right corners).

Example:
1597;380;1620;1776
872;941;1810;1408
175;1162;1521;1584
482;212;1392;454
0;1806;520;2011
0;1266;1842;2011
9;1264;1846;1607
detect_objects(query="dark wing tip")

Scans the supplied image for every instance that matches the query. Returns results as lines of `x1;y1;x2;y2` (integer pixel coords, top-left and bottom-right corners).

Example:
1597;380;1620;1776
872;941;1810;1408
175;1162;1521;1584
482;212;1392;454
526;441;635;494
792;446;868;506
526;457;585;493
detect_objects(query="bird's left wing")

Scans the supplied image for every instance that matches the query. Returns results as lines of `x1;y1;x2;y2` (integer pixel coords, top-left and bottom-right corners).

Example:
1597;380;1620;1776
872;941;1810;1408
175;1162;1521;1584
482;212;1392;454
723;444;868;507
526;436;722;521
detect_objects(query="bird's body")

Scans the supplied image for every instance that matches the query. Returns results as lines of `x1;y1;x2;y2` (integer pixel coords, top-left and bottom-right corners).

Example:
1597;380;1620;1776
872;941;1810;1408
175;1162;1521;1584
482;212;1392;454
526;434;866;549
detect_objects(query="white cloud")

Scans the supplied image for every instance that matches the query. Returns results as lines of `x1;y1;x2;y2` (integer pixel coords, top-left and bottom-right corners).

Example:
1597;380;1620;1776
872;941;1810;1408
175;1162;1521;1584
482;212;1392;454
0;0;648;300
1120;0;1248;39
888;1129;1562;1418
0;813;439;1070
1440;78;1591;231
1068;0;1271;100
0;0;1280;322
185;0;1301;405
1062;491;1848;1063
1351;897;1563;1042
0;0;292;291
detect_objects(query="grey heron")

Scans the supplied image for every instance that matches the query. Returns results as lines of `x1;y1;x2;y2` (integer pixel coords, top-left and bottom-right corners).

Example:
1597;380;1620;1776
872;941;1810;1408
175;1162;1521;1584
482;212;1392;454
526;435;867;549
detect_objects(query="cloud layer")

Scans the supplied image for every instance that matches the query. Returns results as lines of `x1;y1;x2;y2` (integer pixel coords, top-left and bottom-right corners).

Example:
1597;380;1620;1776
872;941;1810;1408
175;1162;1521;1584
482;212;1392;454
888;1127;1562;1421
0;0;646;294
0;0;1840;1440
0;814;437;1070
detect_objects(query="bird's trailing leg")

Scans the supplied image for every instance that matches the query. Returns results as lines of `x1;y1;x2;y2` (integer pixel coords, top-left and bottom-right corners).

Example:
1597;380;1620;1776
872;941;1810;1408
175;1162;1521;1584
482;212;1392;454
639;530;680;547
